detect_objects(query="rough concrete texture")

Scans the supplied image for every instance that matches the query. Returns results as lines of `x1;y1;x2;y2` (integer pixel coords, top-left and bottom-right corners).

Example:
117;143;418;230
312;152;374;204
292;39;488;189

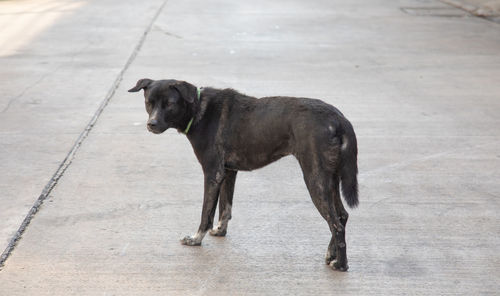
442;0;500;17
1;0;500;295
0;0;165;254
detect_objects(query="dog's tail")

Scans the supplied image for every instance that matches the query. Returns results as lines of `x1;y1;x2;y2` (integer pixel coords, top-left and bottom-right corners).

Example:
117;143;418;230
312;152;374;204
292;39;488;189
339;120;359;208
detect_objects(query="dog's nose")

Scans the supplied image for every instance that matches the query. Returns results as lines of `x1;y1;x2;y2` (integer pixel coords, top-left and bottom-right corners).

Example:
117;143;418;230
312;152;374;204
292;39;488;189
147;119;158;129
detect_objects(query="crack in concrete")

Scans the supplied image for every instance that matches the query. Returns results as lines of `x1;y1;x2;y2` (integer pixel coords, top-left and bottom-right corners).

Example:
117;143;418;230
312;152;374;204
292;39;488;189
440;0;500;23
359;140;500;181
0;0;170;269
1;67;58;113
1;10;96;114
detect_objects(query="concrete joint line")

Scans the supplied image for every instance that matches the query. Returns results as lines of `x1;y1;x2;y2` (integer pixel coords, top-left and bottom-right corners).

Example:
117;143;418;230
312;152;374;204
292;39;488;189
0;0;169;269
440;0;500;24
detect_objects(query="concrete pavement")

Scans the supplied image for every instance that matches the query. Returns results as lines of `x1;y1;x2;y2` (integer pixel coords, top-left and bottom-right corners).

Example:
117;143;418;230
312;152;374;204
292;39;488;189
0;0;166;259
1;0;500;294
442;0;500;20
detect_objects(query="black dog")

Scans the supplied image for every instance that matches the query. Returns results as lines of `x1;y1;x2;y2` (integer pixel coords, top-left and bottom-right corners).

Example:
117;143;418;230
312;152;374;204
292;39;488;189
129;79;358;271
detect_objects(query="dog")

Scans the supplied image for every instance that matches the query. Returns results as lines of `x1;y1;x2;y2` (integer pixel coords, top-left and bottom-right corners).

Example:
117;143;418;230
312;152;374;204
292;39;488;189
128;79;358;271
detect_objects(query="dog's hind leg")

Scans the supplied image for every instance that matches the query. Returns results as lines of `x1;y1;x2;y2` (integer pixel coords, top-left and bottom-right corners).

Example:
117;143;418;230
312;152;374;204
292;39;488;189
325;175;349;266
298;158;349;271
210;169;237;237
334;179;349;229
329;178;349;271
325;236;337;265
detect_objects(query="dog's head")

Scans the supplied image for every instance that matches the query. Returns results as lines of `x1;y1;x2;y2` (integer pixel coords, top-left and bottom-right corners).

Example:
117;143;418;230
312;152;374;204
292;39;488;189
128;79;198;134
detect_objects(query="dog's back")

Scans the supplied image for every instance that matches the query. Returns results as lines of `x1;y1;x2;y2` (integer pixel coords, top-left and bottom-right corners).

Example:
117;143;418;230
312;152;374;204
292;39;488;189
202;88;358;208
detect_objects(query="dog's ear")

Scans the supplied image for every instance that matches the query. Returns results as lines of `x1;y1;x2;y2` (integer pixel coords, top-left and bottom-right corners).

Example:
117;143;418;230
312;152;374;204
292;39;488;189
171;81;197;103
128;78;153;92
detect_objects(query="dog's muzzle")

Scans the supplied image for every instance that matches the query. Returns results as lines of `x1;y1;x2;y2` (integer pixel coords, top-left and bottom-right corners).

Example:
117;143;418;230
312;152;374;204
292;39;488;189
147;119;166;134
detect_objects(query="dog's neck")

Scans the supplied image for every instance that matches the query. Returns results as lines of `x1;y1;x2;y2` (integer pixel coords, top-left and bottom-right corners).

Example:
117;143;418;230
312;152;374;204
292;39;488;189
182;87;202;134
184;87;212;135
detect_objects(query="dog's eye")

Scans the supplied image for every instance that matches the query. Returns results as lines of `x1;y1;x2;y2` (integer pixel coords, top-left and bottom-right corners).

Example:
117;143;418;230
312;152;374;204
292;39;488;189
165;98;178;108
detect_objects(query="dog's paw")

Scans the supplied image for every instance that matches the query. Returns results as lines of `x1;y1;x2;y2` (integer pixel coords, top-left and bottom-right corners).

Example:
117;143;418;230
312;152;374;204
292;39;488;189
330;259;349;272
325;253;336;265
180;236;201;246
209;227;227;237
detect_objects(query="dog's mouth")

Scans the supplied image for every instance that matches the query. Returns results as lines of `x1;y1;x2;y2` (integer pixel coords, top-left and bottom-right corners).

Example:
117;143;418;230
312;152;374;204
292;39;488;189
147;125;167;134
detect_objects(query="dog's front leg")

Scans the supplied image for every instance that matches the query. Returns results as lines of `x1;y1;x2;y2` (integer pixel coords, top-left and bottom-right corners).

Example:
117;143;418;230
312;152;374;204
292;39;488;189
180;171;223;246
210;169;237;237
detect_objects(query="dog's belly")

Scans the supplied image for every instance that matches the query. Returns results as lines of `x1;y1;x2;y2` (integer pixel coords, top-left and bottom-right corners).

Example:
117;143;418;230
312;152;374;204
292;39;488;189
225;151;289;171
224;139;292;171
